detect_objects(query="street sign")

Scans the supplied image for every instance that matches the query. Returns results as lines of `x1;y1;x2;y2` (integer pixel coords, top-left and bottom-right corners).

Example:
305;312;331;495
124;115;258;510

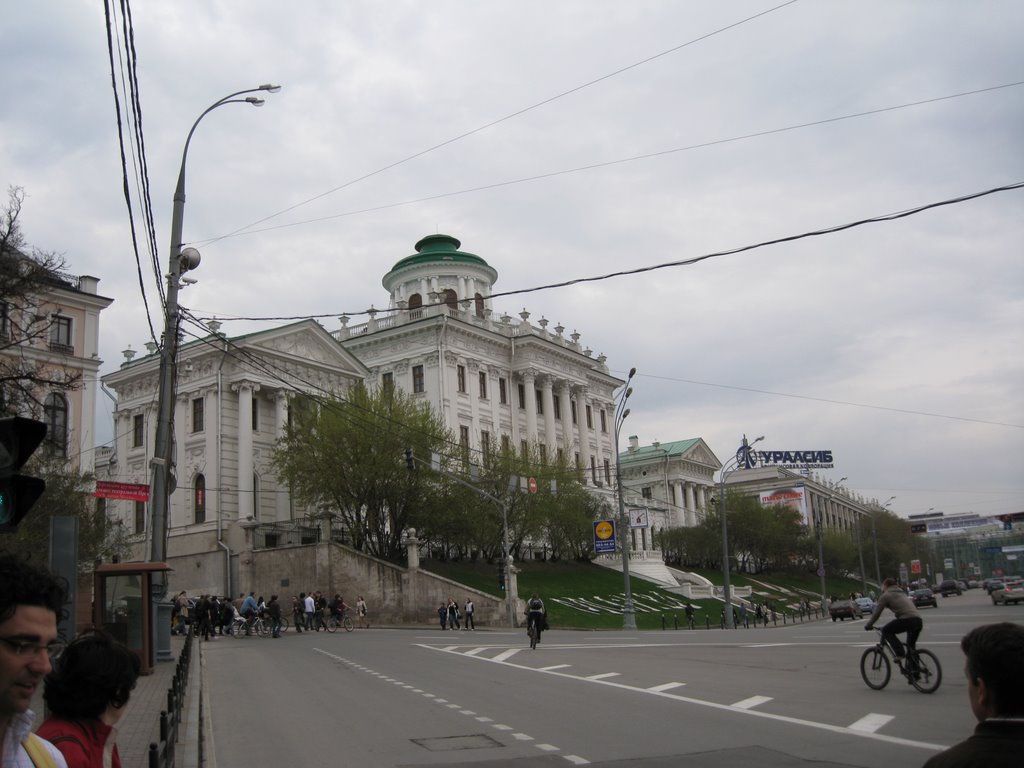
594;520;616;554
816;567;825;577
528;477;538;494
94;481;151;502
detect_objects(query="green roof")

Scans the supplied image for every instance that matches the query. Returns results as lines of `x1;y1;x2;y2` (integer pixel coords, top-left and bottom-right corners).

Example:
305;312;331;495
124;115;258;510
386;234;493;274
620;438;701;463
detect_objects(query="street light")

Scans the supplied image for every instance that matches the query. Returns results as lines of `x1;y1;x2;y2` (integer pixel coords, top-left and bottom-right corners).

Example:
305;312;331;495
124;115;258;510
150;84;281;575
719;434;764;629
818;476;848;601
613;366;637;631
871;496;895;585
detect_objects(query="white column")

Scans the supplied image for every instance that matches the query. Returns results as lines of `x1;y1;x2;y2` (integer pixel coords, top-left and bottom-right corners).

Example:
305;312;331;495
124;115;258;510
540;377;556;455
575;387;591;479
275;392;290;521
236;383;254;521
559;380;574;455
698;485;708;518
684;482;697;527
523;370;538;444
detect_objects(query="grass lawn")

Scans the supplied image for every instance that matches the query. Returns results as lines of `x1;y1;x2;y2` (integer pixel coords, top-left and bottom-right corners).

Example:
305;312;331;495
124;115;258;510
423;558;871;630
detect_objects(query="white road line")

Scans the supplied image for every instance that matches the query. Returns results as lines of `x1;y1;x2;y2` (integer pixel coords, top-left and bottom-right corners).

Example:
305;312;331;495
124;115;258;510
563;755;590;764
536;744;560;752
460;710;476;715
492;648;522;662
446;703;461;709
464;647;488;656
849;713;895;733
647;682;686;692
732;695;773;709
492;724;513;731
475;716;493;722
585;672;621;681
540;664;571;671
512;733;535;741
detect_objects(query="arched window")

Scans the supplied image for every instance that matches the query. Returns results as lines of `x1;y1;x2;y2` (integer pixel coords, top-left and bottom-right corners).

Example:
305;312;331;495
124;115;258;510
43;393;68;457
407;293;422;310
442;289;458;309
194;474;206;524
474;292;485;317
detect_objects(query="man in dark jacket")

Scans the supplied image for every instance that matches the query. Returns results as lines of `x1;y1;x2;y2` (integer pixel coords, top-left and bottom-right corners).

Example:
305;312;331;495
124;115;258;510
267;595;282;638
864;578;922;659
923;622;1024;767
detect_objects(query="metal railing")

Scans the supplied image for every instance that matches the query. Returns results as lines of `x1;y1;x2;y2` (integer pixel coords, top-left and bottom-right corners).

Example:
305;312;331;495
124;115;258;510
148;627;194;768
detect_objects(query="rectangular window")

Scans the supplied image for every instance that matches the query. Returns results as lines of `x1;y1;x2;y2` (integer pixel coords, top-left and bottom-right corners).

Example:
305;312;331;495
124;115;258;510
481;430;490;455
517;383;526;409
557;447;564;463
479;371;488;399
571;400;577;424
191;397;204;433
520;439;528;456
539;444;546;462
553;394;561;420
0;301;10;339
412;365;424;393
574;452;580;468
501;434;511;452
536;390;543;414
457;365;467;393
604;458;612;485
49;315;73;353
586;405;593;429
252;397;259;432
382;371;394;392
460;425;470;448
499;378;508;405
134;500;146;535
600;409;608;433
590;455;598;484
132;414;144;448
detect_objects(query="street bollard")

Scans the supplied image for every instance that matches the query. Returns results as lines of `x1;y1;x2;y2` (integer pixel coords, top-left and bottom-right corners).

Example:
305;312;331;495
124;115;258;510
674;613;679;630
661;614;667;630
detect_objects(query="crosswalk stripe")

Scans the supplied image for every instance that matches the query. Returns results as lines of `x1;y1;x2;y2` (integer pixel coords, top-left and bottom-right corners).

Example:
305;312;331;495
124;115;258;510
585;672;620;681
848;713;894;733
647;682;686;692
492;648;522;662
731;695;773;709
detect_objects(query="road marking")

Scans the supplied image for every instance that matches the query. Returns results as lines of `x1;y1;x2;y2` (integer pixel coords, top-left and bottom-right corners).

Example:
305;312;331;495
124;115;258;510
493;648;522;662
447;703;461;709
563;755;590;764
732;695;773;709
647;682;685;692
492;724;513;731
475;716;493;722
585;672;620;681
536;744;560;752
849;713;894;733
464;647;488;656
513;733;534;741
540;664;571;671
460;709;476;715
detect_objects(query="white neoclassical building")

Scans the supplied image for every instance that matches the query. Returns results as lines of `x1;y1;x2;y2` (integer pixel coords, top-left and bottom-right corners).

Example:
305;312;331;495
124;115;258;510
333;234;625;487
100;319;369;594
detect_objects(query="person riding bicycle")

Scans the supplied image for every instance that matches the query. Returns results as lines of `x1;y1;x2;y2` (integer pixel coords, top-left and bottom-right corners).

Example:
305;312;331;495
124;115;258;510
526;593;546;643
864;578;923;668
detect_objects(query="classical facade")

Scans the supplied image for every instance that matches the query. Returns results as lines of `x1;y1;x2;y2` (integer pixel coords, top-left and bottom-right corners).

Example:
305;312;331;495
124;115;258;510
0;254;112;472
334;234;625;488
100;319;369;595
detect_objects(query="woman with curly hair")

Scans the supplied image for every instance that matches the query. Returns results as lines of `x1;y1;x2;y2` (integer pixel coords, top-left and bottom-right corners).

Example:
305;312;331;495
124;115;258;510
37;630;140;768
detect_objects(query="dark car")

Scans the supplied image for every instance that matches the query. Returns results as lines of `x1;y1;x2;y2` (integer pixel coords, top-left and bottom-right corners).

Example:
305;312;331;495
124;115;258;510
829;598;863;622
938;579;962;597
985;579;1005;595
911;588;938;608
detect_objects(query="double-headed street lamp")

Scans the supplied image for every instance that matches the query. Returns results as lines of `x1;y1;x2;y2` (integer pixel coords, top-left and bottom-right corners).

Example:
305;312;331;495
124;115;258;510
719;434;764;629
817;476;847;603
150;84;281;573
613;367;637;631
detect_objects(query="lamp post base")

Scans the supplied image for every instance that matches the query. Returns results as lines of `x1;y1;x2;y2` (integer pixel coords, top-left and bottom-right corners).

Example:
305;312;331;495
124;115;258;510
622;601;637;631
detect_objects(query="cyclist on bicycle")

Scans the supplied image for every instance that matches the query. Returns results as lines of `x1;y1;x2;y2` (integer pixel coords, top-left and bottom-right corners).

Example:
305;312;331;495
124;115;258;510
864;578;922;666
526;593;546;643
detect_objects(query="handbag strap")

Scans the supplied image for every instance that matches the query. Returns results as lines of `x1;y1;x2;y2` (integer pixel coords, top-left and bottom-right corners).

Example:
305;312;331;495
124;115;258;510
23;733;59;768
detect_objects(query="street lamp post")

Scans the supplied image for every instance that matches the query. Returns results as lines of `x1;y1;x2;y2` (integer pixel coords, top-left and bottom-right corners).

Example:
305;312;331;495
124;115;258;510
613;367;637;631
150;84;281;577
719;434;764;629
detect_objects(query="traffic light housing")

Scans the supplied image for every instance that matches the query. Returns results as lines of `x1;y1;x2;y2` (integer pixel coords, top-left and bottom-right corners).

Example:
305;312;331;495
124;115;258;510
0;417;47;532
404;447;415;471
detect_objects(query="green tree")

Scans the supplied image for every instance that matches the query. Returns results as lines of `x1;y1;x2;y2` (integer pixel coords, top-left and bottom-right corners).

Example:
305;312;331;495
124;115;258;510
272;384;452;561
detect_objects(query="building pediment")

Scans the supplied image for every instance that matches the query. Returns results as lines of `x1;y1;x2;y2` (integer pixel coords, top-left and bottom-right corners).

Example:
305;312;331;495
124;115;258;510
243;321;369;378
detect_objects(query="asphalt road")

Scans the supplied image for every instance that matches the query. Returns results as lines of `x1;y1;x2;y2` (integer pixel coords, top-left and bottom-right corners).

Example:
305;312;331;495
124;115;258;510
202;588;1022;767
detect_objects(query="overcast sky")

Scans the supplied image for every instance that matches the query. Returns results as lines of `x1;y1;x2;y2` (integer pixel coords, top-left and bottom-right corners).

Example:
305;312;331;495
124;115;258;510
3;1;1022;521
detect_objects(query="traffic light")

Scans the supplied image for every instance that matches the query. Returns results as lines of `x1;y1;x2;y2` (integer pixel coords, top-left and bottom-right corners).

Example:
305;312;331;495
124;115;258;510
404;447;415;471
0;417;47;532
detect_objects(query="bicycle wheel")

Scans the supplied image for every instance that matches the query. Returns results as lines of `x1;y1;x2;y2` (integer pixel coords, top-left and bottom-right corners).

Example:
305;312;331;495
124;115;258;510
860;646;891;689
257;619;271;637
324;617;337;633
910;649;942;694
343;616;354;632
528;623;537;650
279;616;290;633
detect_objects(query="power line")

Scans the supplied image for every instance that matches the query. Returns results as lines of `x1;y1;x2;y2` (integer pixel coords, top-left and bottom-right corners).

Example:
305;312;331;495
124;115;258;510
191;81;1024;247
199;0;801;247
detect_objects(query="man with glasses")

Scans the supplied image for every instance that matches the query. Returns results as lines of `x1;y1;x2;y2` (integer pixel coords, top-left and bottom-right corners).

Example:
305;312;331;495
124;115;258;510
0;551;69;767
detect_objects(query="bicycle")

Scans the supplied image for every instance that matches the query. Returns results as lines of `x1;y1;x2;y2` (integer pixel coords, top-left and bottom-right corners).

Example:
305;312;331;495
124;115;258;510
527;615;543;650
325;611;354;633
860;629;942;693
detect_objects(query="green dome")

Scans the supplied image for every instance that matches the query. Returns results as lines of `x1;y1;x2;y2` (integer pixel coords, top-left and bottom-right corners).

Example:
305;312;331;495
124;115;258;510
387;234;493;273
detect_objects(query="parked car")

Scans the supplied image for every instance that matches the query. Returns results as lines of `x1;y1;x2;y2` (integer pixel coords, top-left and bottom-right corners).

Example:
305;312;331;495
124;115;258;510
991;580;1024;606
829;598;863;621
967;579;980;589
910;588;938;608
938;579;962;597
854;596;875;614
985;579;1005;595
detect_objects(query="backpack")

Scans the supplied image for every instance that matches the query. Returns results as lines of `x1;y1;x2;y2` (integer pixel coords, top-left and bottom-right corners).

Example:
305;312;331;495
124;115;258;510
529;598;543;611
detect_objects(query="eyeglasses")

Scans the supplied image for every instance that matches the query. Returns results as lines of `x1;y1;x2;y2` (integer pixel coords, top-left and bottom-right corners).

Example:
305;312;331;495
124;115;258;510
0;636;66;661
